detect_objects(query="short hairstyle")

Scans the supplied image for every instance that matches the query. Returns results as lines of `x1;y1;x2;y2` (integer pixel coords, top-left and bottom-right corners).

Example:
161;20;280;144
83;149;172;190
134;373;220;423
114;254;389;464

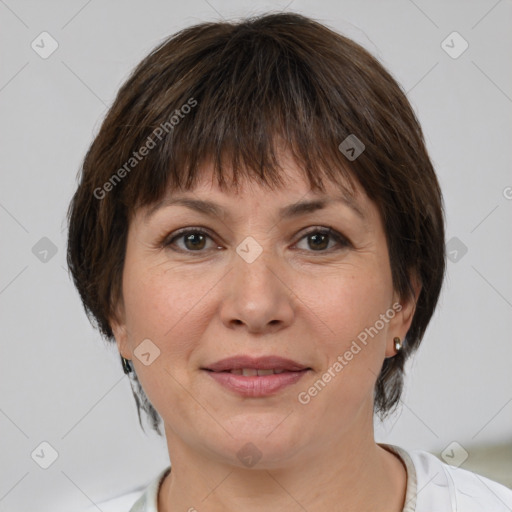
67;12;446;435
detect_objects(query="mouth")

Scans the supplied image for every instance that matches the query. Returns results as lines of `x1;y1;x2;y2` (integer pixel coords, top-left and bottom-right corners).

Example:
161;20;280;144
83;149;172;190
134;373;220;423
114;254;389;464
212;368;294;376
201;356;311;397
203;355;310;373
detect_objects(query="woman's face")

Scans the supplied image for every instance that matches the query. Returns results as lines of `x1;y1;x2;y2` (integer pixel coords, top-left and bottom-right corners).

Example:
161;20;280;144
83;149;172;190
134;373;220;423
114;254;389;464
112;151;417;468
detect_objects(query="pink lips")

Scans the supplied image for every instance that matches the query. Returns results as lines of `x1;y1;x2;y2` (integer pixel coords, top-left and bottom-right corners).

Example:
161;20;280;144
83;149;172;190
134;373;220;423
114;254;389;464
202;356;311;397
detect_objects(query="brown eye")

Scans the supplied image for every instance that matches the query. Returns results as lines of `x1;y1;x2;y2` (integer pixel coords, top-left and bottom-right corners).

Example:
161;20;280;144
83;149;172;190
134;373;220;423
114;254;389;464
163;226;350;255
295;228;350;253
182;232;207;250
307;232;329;250
164;229;216;252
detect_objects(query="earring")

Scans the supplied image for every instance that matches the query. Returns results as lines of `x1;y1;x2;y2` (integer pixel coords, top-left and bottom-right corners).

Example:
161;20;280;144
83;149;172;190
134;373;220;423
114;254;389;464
121;355;133;374
393;337;402;352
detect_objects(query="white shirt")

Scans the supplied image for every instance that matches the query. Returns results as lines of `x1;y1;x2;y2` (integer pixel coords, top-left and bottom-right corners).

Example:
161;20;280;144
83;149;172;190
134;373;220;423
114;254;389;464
85;443;512;511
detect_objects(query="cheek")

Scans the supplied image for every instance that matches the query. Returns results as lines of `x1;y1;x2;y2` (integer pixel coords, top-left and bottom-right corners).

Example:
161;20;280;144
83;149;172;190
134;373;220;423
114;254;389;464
123;257;185;334
121;261;216;364
298;262;393;349
294;263;393;409
120;266;207;418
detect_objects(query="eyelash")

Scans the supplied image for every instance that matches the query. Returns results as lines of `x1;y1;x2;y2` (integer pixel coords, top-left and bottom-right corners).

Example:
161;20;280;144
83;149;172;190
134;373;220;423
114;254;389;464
161;226;351;255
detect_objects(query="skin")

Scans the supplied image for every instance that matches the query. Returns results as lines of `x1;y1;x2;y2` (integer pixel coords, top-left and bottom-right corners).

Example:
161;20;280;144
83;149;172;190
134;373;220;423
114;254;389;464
111;150;421;511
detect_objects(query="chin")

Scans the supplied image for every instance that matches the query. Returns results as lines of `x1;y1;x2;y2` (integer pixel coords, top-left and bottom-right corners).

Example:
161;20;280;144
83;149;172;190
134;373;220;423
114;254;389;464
209;414;308;468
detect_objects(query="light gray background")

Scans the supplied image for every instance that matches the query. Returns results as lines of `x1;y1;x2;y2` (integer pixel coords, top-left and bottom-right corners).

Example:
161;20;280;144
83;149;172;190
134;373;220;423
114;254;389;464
1;1;511;511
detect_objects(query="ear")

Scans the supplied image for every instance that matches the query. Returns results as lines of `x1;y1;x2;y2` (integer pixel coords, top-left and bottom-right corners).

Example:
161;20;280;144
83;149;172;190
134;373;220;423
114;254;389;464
385;271;422;358
110;299;131;360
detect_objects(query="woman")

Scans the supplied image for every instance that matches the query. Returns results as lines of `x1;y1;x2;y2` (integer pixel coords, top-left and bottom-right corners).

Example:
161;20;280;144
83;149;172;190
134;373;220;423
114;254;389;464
67;12;512;512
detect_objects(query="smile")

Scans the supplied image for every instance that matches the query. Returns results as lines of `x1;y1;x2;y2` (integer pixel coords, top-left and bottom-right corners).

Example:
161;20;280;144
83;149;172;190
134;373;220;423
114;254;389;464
201;355;312;397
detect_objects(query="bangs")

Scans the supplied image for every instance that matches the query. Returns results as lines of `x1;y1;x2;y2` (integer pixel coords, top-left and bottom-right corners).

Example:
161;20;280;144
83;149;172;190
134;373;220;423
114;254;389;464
112;20;367;214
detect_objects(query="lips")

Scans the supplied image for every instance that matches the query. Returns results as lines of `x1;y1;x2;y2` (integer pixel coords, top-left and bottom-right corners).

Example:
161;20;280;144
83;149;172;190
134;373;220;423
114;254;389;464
202;356;311;397
203;355;309;373
227;368;286;376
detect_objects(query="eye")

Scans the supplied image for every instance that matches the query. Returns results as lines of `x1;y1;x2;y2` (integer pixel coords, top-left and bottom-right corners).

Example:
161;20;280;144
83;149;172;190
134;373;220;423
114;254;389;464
163;226;350;254
294;227;350;252
163;228;218;252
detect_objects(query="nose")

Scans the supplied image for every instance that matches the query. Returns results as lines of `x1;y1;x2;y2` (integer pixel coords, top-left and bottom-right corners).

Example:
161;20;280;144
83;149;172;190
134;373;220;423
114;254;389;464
219;244;295;335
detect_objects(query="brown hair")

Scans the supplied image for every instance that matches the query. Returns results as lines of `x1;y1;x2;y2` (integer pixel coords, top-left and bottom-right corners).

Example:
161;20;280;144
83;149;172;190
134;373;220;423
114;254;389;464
67;12;446;435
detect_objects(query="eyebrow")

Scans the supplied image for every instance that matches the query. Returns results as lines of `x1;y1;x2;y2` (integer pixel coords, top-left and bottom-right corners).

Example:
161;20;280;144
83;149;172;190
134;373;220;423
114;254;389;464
144;193;366;222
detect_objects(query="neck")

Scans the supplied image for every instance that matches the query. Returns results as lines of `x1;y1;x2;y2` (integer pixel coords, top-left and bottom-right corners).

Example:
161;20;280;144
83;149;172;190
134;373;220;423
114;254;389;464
158;420;407;512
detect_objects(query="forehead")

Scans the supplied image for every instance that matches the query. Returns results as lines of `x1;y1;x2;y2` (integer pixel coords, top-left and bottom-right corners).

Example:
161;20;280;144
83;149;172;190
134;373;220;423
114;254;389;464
141;155;374;225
